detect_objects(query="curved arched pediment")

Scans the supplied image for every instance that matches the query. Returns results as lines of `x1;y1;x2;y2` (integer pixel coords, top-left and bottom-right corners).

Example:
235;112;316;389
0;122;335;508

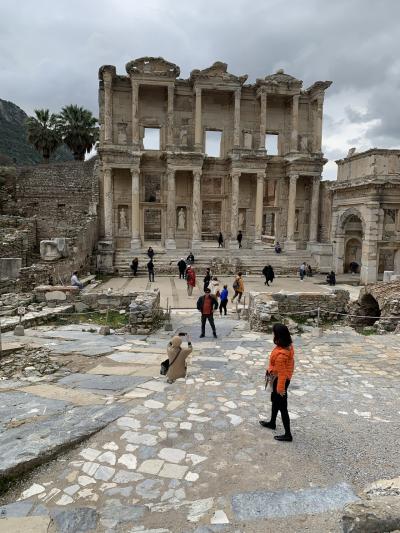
126;57;180;79
337;207;365;235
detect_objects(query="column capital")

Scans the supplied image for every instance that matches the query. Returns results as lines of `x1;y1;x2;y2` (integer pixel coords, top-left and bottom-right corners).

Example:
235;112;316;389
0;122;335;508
288;173;299;181
103;166;112;175
130;167;140;176
234;87;241;98
194;86;202;97
230;170;241;179
192;168;202;179
257;171;266;180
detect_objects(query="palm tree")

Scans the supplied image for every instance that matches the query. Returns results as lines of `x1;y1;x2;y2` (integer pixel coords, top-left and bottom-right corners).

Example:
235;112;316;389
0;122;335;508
57;105;98;161
26;109;61;162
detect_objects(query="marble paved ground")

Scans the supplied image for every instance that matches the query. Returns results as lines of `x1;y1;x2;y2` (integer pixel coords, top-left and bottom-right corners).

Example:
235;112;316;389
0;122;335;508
1;313;399;532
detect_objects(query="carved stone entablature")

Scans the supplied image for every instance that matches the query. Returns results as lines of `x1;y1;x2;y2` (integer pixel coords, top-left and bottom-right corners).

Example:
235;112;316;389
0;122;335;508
190;61;248;87
256;69;303;95
330;176;400;192
99;65;117;81
164;152;205;170
126;57;180;79
305;81;332;97
284;155;325;175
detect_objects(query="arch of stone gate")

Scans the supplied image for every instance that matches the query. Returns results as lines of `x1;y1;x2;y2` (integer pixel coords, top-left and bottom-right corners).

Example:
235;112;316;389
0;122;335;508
333;208;366;275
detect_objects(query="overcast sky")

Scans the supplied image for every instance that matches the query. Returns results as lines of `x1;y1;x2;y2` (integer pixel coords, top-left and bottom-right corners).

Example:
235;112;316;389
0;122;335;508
1;0;399;179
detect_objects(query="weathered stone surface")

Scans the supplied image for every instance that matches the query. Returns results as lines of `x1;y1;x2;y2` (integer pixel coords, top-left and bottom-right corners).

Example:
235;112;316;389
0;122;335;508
342;496;400;533
50;507;98;533
58;373;147;392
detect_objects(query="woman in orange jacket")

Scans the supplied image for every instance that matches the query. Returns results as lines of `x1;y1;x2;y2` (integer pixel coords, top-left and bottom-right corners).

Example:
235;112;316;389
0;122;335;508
259;323;294;442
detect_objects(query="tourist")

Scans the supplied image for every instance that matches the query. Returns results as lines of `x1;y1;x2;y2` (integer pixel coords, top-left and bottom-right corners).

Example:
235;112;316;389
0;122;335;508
219;284;229;316
177;258;187;279
299;262;307;281
130;257;138;277
166;333;193;384
203;268;211;292
259;323;294;442
349;261;359;274
70;271;83;289
231;272;244;303
196;287;218;338
237;230;243;248
147;247;155;260
210;276;220;297
262;264;275;286
218;232;224;248
327;271;336;286
307;264;313;277
274;242;282;254
186;265;196;295
147;259;155;282
187;251;195;264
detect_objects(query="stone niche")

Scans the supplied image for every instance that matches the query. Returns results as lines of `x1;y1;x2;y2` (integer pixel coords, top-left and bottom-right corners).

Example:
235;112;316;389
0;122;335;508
40;238;69;262
0;258;22;280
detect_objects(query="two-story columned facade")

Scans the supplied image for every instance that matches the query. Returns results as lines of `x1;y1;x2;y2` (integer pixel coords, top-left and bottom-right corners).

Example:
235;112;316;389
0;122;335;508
97;57;331;269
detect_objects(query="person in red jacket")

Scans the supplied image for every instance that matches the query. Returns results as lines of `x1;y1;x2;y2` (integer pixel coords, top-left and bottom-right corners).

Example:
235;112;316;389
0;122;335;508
259;323;294;442
186;265;196;296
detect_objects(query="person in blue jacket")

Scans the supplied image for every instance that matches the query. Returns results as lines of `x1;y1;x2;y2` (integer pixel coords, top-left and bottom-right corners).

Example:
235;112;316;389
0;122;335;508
219;284;229;316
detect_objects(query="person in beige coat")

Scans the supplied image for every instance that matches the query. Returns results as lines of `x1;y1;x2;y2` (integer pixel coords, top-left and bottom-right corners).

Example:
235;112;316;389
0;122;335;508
166;334;193;383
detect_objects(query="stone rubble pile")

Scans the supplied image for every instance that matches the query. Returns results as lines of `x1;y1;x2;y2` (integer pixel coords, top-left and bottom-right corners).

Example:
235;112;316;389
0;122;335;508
129;290;163;335
0;292;35;316
0;347;65;379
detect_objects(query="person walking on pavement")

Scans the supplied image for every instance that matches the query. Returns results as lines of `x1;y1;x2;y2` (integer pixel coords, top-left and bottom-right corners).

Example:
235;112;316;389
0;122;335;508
178;258;187;279
218;232;224;248
262;265;275;286
147;259;155;282
147;247;155;260
219;284;229;316
210;276;220;298
231;272;244;303
197;287;218;338
130;258;138;277
237;230;243;248
186;265;196;296
299;262;306;281
203;268;211;292
259;323;294;442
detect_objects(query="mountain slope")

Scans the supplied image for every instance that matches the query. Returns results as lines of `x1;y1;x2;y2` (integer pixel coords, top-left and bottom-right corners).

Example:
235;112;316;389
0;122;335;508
0;98;73;164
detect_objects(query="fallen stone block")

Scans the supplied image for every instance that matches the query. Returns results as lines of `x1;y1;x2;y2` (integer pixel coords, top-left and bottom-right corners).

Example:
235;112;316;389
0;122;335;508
342;496;400;532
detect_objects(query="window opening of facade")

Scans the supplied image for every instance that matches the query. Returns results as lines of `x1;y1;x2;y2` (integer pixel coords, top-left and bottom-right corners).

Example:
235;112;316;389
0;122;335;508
265;133;279;155
143;128;161;150
205;130;222;157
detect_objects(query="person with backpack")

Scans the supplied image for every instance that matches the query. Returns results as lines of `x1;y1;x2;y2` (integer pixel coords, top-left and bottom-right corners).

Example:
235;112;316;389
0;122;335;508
259;323;294;442
197;287;218;338
219;284;229;316
166;334;193;384
231;272;244;303
210;276;220;298
262;264;275;286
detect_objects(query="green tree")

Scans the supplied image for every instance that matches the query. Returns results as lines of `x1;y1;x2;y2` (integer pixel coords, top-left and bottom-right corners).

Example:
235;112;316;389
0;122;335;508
57;105;98;161
25;109;61;162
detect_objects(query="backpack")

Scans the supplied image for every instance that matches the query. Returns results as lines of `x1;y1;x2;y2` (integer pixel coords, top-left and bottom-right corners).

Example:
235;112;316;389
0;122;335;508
233;279;239;290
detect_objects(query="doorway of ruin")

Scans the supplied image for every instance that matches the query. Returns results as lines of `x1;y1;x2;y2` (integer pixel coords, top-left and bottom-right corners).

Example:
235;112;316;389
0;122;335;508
345;237;362;273
202;200;222;242
358;293;381;326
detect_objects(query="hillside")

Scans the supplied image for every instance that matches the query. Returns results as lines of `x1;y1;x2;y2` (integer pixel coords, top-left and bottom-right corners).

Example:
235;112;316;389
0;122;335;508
0;98;73;165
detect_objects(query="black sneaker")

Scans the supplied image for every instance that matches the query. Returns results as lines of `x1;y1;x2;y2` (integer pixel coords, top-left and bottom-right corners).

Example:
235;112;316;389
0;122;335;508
274;434;293;442
213;334;218;338
199;334;205;338
259;420;276;430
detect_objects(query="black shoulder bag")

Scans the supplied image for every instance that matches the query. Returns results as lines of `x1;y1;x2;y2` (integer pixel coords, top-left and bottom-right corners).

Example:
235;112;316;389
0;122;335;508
160;347;181;376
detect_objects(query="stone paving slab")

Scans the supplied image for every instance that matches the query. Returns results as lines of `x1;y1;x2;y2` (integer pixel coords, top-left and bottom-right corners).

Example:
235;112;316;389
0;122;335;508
0;516;50;533
19;384;104;406
57;373;149;392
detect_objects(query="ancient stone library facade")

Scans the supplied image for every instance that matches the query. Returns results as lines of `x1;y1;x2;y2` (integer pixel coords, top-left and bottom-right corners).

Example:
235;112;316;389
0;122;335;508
97;57;332;263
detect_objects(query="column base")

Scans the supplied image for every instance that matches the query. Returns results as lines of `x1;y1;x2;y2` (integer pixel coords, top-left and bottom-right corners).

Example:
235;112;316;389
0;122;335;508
229;240;239;250
191;239;202;250
284;240;297;252
130;238;141;251
165;239;177;250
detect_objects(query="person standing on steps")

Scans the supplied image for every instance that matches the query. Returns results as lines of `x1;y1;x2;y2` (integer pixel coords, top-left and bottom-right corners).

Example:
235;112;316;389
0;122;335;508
237;230;243;248
274;242;282;254
130;258;138;277
231;272;244;303
178;258;187;279
147;247;155;260
187;251;195;265
186;265;196;295
219;284;229;316
299;262;306;281
197;287;218;338
262;264;275;286
203;268;211;292
218;232;224;248
259;323;294;442
147;259;155;282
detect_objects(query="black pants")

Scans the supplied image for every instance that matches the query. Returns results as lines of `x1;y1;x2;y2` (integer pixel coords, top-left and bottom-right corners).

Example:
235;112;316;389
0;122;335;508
148;271;154;282
219;299;228;315
270;379;291;436
179;270;185;279
238;241;242;248
218;242;223;247
201;314;216;336
131;267;137;276
232;290;242;302
264;276;269;286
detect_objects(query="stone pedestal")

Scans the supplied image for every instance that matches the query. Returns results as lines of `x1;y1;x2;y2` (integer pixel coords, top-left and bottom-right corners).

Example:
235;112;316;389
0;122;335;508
284;240;297;252
14;325;25;336
96;240;114;274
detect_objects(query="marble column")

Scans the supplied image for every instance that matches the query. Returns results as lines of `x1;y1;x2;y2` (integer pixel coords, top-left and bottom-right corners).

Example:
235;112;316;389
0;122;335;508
313;96;324;152
290;95;299;152
285;174;298;250
131;78;139;147
165;169;176;249
191;169;202;249
103;73;113;144
309;176;320;242
233;88;241;148
274;179;281;242
230;171;240;248
103;167;113;239
130;168;141;250
167;84;174;148
254;172;265;247
194;87;202;150
259;90;267;149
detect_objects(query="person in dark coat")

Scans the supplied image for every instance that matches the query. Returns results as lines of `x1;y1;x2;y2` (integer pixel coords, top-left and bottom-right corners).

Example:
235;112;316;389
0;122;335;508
203;268;211;292
307;264;313;277
218;232;224;248
147;259;155;282
237;230;243;248
262;265;275;286
327;271;336;286
274;242;282;254
197;287;218;338
187;252;195;264
177;258;187;279
130;258;138;277
147;247;155;260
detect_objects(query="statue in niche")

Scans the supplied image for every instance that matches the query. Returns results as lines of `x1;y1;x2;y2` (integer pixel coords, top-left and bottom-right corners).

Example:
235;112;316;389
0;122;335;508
239;210;245;230
180;128;188;147
119;207;128;230
177;207;186;230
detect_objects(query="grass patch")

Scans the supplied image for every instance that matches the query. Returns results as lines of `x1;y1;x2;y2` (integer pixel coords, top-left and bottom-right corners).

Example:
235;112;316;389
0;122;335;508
50;310;129;329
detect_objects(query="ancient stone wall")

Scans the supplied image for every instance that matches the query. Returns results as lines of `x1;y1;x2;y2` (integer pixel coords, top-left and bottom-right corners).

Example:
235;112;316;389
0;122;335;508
0;215;37;267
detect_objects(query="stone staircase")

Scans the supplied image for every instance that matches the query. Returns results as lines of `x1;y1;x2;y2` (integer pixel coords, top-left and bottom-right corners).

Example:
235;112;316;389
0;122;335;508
113;247;316;276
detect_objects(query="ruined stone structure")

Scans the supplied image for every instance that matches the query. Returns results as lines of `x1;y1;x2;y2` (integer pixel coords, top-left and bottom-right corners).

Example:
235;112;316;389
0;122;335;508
329;149;400;284
97;57;332;271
